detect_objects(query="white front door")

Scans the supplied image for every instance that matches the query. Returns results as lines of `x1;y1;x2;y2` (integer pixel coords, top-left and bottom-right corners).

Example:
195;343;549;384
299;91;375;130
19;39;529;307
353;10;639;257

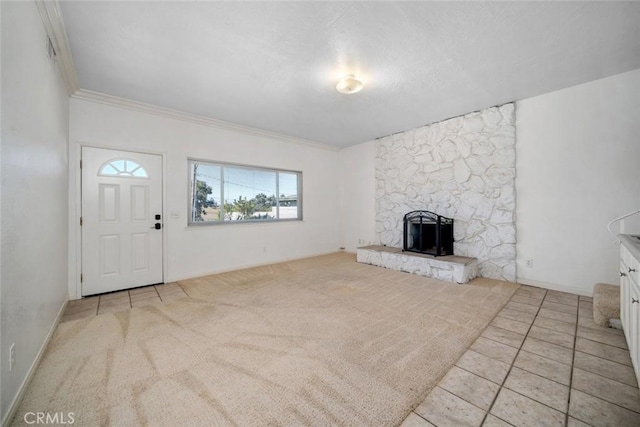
81;147;163;296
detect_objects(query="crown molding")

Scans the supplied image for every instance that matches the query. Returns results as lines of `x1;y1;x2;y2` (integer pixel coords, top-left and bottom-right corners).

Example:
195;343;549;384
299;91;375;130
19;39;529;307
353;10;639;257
35;0;79;95
33;0;338;151
72;89;340;151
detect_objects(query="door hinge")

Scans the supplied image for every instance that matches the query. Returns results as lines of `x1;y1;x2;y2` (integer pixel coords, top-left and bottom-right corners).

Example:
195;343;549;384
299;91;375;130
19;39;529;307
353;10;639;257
80;216;83;226
80;159;82;169
80;273;83;283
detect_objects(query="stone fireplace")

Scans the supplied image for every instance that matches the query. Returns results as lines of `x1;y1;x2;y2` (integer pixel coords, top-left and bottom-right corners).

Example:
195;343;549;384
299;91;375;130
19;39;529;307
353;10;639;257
375;103;516;281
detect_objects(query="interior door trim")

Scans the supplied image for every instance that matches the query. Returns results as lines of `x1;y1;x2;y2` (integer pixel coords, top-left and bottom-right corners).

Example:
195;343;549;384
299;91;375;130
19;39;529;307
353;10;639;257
71;142;168;300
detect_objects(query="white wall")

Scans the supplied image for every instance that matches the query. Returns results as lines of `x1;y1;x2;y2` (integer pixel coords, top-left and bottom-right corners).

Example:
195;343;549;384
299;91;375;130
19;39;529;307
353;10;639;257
1;1;70;422
516;69;640;295
339;140;376;252
69;98;341;297
339;69;640;294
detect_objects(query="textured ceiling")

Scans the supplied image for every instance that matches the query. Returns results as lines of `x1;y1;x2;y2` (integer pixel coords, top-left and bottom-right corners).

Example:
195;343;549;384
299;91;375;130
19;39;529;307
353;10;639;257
59;1;640;147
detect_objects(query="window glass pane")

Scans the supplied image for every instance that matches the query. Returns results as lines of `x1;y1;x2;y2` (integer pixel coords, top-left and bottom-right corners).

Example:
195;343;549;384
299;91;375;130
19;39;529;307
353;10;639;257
111;159;125;172
131;168;147;177
99;159;148;178
188;159;301;225
124;160;140;173
190;163;222;222
223;167;277;221
101;164;119;175
278;172;299;219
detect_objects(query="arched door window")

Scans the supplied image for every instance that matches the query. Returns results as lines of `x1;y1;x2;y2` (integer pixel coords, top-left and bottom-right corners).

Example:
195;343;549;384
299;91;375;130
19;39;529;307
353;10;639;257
98;159;149;178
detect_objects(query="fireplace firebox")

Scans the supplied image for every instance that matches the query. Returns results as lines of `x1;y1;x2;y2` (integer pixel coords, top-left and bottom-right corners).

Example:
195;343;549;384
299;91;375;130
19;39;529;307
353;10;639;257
403;210;454;257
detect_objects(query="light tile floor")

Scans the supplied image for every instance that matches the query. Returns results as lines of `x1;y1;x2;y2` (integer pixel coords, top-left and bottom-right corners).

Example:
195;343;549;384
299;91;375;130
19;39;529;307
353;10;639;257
402;285;640;427
60;282;188;322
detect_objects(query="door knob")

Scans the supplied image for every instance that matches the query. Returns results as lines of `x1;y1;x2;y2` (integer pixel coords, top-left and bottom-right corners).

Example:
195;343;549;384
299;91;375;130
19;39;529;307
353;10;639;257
150;223;162;230
629;267;637;273
632;298;639;304
620;272;627;277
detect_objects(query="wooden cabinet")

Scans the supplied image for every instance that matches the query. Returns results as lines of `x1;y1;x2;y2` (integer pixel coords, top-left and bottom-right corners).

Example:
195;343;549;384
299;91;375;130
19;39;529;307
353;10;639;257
620;236;640;384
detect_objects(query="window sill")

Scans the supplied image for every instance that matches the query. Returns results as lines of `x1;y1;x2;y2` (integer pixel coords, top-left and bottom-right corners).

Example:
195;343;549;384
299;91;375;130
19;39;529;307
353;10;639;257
184;219;304;230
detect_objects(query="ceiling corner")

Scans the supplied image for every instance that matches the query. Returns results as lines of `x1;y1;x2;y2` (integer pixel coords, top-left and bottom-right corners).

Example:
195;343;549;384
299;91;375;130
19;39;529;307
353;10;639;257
35;0;80;96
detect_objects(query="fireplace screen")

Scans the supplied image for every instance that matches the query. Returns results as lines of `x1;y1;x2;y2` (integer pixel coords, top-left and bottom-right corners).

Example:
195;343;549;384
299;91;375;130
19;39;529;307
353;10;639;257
403;210;454;257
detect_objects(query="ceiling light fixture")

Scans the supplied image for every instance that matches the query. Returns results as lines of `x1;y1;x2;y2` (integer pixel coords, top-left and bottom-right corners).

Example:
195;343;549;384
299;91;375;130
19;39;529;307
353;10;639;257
336;75;364;94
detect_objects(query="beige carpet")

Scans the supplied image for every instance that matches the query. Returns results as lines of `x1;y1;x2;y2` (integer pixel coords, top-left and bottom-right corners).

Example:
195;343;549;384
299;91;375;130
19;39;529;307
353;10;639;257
13;253;518;426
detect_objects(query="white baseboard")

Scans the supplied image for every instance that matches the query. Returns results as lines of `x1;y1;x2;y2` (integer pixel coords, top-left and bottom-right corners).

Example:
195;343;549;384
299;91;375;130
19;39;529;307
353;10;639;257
516;277;593;297
1;299;68;427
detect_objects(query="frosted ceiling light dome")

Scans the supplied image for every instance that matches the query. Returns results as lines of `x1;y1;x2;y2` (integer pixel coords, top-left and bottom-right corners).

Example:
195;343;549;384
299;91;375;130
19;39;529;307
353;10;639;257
336;75;364;94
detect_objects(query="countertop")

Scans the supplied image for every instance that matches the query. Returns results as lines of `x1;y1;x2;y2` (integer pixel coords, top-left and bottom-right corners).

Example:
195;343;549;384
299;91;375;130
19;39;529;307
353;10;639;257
619;234;640;261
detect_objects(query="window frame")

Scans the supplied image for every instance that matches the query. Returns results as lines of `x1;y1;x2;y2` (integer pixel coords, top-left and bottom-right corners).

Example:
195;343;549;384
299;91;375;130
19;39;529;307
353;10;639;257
187;158;303;226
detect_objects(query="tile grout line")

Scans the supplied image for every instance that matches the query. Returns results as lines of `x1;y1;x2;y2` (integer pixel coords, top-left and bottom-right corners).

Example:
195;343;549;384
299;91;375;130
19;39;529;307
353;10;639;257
486;302;638;413
565;294;581;427
570;373;640;416
541;297;640;423
417;290;536;426
154;285;163;302
410;411;432;425
529;325;576;342
542;299;580;308
537;314;577;324
574;335;628;352
444;362;587;416
420;384;490;426
487;323;536;339
177;281;189;297
479;287;548;426
493;315;532;328
573;349;635;369
65;283;188;320
558;298;640;423
493;292;585;421
424;291;640;426
572;342;633;367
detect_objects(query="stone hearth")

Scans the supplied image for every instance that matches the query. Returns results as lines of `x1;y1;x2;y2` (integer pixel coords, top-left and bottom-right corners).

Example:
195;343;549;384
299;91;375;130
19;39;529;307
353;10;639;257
357;245;478;284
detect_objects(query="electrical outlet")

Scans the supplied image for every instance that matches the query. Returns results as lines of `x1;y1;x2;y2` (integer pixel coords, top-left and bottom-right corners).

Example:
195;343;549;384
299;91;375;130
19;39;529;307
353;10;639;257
525;259;534;268
9;343;15;372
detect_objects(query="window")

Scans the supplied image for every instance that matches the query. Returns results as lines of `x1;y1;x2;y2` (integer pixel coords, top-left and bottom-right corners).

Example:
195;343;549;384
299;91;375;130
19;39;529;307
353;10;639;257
188;160;302;225
99;159;148;178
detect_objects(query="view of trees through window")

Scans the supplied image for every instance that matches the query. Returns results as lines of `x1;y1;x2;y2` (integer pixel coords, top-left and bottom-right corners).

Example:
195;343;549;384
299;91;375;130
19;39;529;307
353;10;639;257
189;160;301;224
